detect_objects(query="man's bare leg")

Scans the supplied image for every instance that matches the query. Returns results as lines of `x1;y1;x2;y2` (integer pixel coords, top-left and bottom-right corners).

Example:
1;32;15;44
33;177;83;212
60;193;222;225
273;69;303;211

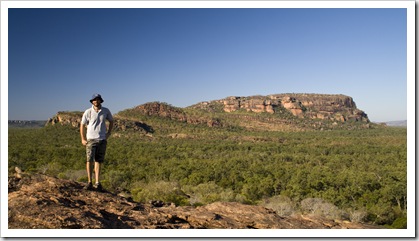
94;162;101;184
84;161;94;190
86;161;94;183
94;162;103;191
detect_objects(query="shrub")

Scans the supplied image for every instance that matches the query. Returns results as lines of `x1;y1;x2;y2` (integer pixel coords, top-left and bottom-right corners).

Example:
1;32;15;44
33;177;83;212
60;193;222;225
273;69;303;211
57;172;67;179
390;217;407;229
77;176;88;183
259;195;295;216
349;209;368;223
103;169;131;192
58;169;86;182
38;162;63;177
183;182;238;206
131;181;190;206
300;198;344;220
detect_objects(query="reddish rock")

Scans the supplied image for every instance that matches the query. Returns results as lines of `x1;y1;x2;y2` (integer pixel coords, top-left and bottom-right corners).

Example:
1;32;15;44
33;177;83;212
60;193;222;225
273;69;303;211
8;173;381;229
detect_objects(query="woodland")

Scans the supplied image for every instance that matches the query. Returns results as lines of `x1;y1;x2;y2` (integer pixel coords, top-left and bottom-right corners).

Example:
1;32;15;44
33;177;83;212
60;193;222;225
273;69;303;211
8;106;407;228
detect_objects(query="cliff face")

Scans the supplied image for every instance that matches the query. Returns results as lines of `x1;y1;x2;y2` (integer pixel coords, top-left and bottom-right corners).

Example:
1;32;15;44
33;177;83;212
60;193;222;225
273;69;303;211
192;93;369;123
8;172;381;230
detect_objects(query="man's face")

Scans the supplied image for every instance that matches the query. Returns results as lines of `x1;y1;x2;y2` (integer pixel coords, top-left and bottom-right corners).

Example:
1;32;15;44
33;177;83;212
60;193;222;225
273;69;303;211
92;98;101;107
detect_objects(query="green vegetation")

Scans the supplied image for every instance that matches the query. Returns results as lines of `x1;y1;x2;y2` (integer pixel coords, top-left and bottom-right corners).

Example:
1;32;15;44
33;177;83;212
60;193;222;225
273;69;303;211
8;113;407;228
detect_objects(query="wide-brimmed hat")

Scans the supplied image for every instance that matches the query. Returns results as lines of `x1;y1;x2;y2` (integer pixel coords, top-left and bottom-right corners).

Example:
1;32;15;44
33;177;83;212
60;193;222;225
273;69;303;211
90;93;104;103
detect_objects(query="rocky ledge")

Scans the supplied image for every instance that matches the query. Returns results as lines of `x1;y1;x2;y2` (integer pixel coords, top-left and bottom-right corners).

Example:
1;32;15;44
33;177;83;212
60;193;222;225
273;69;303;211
8;172;381;229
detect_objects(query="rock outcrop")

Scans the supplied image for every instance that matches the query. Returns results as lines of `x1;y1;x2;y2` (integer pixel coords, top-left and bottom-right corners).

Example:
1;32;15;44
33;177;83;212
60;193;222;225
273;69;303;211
135;102;188;122
223;96;275;114
8;172;381;229
46;111;84;128
192;93;369;123
128;102;224;128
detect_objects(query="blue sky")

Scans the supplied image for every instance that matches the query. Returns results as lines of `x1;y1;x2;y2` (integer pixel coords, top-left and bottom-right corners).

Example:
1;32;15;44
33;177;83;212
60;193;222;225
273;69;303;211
7;7;408;122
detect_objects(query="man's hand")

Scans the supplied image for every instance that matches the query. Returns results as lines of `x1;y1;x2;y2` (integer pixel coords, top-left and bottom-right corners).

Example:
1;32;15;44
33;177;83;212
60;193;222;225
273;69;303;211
82;139;87;146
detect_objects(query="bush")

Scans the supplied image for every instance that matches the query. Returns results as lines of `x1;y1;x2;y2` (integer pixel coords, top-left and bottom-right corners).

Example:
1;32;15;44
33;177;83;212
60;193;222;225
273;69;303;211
183;182;239;206
57;172;67;179
38;162;63;177
300;198;344;220
77;176;88;183
131;181;190;206
349;209;368;223
390;217;407;229
103;169;131;192
58;169;86;182
259;195;295;216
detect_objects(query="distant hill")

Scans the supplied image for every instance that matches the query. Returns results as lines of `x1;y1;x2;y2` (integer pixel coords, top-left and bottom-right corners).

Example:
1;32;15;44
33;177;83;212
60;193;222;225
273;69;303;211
384;120;407;127
8;120;47;128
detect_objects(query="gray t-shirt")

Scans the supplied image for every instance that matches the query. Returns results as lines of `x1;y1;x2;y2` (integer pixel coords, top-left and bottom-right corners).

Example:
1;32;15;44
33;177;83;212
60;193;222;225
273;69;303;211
81;106;113;140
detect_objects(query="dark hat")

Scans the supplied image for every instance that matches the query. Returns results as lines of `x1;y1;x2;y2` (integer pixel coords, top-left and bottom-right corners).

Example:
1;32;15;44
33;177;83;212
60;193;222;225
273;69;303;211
90;93;104;103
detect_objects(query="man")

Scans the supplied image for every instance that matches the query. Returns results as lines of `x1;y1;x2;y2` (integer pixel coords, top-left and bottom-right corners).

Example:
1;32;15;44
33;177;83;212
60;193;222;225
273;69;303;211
80;93;114;191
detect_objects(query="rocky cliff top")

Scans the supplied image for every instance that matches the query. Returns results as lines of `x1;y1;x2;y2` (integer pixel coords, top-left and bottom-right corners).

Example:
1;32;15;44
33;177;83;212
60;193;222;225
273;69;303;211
8;171;381;230
191;93;369;123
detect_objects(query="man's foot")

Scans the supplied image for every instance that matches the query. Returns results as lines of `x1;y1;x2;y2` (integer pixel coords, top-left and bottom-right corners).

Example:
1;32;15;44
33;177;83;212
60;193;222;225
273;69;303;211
94;182;103;192
84;182;93;190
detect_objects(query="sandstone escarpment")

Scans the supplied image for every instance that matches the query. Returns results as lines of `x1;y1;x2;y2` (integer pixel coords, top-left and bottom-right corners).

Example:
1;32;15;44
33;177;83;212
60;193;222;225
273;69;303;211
271;94;367;122
192;93;369;123
223;96;275;114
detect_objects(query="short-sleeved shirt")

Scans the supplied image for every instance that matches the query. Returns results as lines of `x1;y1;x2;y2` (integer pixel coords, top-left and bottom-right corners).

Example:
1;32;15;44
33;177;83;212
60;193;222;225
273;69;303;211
81;106;113;140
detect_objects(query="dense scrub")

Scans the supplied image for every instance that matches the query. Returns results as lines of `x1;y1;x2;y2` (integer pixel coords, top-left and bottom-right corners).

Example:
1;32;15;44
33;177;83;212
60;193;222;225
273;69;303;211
8;123;407;228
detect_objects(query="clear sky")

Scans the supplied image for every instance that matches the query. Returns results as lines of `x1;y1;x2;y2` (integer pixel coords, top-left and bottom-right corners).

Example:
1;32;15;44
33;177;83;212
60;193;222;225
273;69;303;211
7;6;408;122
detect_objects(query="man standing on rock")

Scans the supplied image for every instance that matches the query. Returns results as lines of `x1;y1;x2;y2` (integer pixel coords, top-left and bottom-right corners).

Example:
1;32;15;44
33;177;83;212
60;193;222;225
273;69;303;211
80;93;114;191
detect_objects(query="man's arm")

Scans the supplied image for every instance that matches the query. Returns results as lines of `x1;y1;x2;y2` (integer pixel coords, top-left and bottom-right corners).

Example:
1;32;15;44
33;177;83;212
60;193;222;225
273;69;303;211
106;120;114;139
80;124;87;146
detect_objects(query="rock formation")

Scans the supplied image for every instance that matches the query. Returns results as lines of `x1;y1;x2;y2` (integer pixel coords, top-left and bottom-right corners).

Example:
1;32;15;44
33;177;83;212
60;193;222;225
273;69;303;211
129;102;224;128
46;111;84;128
8;172;381;230
192;93;369;123
223;96;275;114
135;102;188;122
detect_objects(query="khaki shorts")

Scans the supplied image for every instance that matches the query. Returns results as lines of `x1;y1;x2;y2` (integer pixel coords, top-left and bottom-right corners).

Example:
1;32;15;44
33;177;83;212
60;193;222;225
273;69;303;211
86;139;107;163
